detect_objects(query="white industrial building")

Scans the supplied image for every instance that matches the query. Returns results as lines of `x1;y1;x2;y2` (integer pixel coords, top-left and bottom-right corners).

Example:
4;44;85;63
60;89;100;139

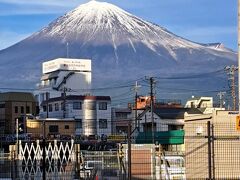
40;95;112;137
35;58;91;105
33;58;114;137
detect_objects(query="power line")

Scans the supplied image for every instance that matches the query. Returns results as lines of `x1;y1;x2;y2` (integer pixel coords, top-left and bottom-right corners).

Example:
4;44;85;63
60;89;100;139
155;69;225;80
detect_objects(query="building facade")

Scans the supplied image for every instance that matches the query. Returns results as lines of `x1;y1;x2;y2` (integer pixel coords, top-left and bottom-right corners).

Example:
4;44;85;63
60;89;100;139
35;58;92;107
184;96;239;179
26;118;75;139
40;95;111;137
0;92;37;135
111;107;132;134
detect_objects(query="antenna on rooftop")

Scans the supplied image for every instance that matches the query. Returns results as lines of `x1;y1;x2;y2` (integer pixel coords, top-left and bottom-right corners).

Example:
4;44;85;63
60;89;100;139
66;42;69;58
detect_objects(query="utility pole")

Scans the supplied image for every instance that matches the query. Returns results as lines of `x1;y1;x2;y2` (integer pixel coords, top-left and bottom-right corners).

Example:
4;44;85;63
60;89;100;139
133;81;141;130
238;0;240;113
127;122;132;180
217;91;226;108
63;87;67;118
225;65;238;111
46;92;49;118
146;77;156;144
43;92;49;180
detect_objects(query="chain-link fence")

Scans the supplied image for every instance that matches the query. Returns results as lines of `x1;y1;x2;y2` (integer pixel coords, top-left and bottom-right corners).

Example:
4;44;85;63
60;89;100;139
185;119;240;179
0;119;240;179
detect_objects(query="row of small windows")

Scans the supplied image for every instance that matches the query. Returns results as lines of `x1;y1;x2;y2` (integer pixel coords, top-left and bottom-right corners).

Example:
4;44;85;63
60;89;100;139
48;119;108;133
43;102;108;112
14;106;30;114
75;119;108;129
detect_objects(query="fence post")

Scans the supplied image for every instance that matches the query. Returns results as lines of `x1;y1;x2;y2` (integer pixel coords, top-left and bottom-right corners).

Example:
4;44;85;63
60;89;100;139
74;143;80;179
128;121;132;180
42;138;46;180
211;124;215;179
207;121;212;180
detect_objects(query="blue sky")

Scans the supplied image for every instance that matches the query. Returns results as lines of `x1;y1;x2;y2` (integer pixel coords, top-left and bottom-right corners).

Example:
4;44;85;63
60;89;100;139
0;0;237;51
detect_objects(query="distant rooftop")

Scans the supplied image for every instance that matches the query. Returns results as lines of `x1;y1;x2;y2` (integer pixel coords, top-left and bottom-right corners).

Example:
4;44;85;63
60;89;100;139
0;92;36;102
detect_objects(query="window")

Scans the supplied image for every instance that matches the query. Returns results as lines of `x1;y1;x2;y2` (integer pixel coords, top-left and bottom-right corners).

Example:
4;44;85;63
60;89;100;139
86;102;96;110
26;106;30;114
116;113;128;119
65;125;69;129
73;102;82;110
99;119;107;129
21;106;24;114
49;125;59;133
0;103;5;108
99;102;107;110
48;104;53;112
36;106;40;115
40;93;44;102
54;103;59;111
43;105;47;112
76;119;82;129
191;102;194;108
0;120;5;129
15;106;18;113
61;102;64;110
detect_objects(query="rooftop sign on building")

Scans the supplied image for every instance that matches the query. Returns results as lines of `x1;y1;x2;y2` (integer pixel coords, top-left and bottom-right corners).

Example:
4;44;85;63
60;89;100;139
42;58;91;74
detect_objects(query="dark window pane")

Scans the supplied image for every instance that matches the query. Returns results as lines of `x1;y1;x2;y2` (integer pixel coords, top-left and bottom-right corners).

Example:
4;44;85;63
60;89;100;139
99;102;107;110
76;119;82;129
99;119;107;129
43;105;47;112
15;106;18;113
26;106;30;114
49;125;58;133
0;103;5;108
21;106;24;114
73;102;82;110
55;103;59;111
49;104;53;112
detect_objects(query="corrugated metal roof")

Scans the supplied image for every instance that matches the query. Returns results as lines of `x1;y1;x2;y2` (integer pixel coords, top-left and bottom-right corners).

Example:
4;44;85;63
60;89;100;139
0;92;36;102
154;108;187;119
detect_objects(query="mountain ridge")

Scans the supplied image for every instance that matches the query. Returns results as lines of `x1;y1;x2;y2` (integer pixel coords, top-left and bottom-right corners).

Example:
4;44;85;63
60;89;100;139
0;1;236;100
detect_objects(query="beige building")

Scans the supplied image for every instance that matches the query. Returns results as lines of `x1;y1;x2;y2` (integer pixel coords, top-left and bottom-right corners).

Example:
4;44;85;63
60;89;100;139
184;110;240;179
0;92;37;135
26;118;75;139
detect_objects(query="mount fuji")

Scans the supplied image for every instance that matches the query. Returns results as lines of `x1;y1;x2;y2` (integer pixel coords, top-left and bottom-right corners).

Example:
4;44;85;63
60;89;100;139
0;1;237;99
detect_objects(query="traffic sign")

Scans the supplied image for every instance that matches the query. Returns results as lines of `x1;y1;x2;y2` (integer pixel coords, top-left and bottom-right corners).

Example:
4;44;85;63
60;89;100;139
236;115;240;131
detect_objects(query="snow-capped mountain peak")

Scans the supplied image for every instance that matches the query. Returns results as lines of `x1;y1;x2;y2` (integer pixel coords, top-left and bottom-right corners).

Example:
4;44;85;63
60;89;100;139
0;0;237;93
35;0;203;55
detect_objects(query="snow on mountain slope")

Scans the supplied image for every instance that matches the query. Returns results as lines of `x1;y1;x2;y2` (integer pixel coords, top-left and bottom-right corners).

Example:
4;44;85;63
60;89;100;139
32;1;213;58
0;1;237;97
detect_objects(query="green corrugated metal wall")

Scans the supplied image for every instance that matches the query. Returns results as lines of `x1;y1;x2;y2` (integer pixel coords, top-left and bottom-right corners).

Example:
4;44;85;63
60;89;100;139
135;130;184;144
